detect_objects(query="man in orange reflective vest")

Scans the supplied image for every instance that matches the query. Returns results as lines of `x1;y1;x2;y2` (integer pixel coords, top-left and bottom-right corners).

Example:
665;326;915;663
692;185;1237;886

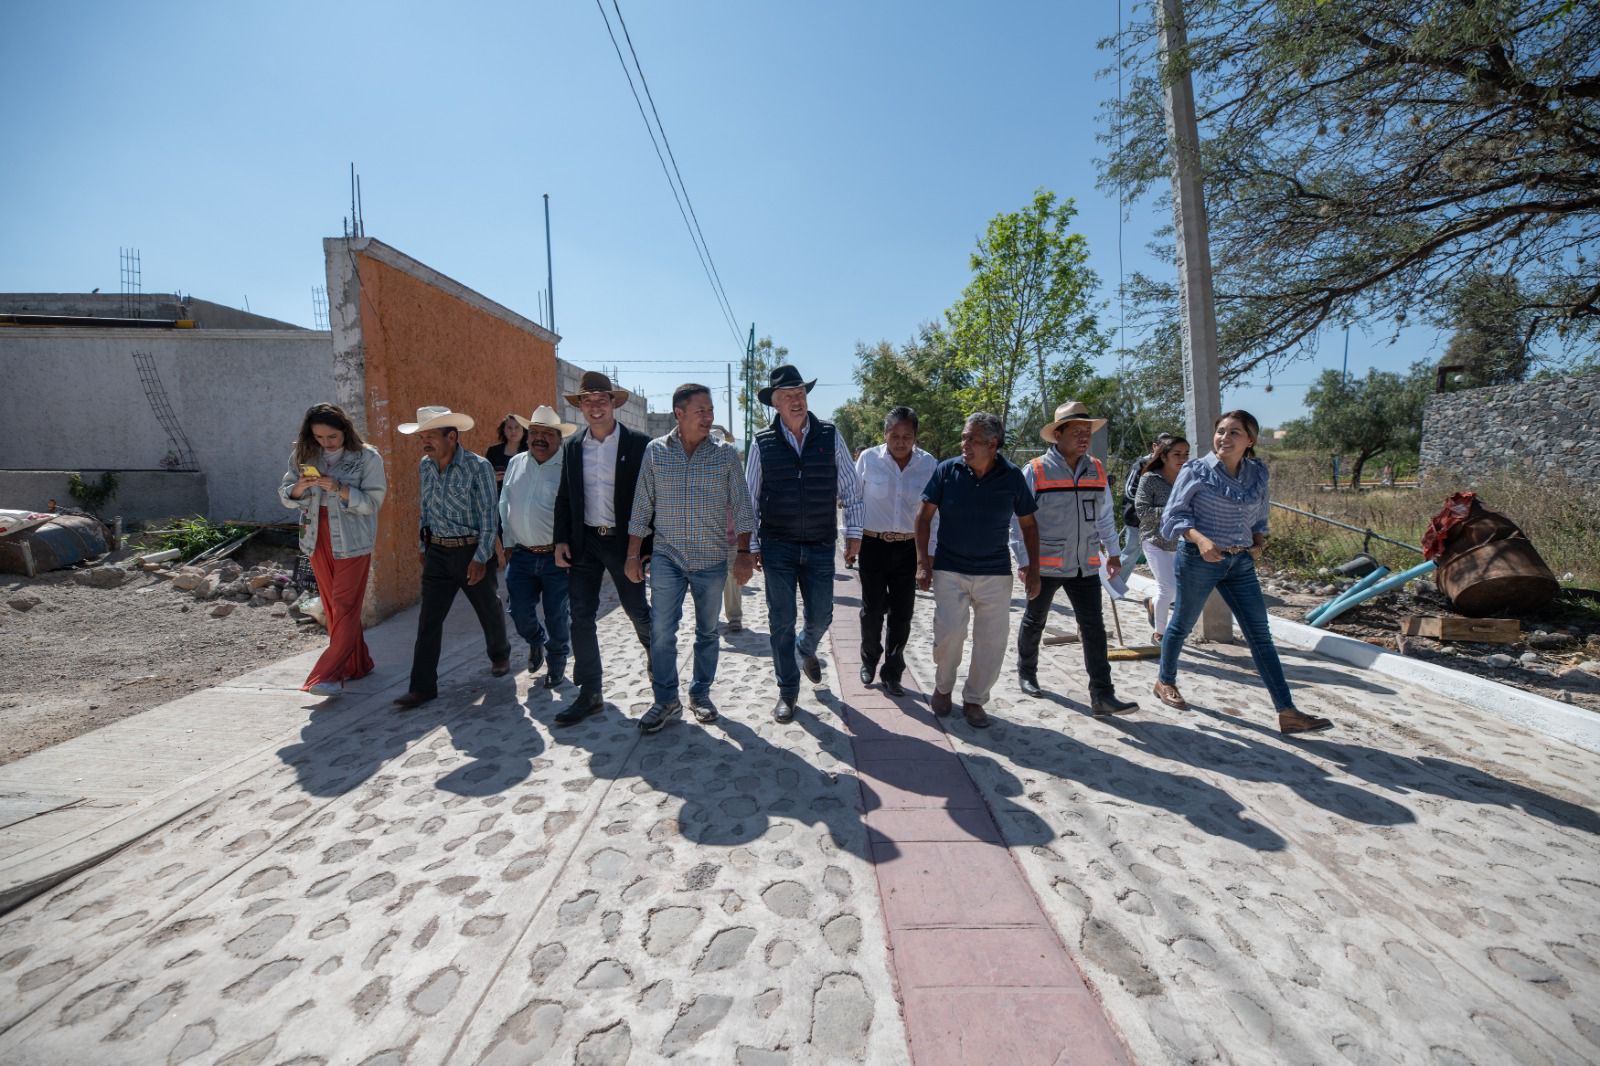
1010;401;1139;715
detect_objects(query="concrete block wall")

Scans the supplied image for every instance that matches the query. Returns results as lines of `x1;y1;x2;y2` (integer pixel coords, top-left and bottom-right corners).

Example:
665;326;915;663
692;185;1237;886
0;327;333;520
555;356;654;435
326;237;563;622
0;471;208;525
1420;372;1600;485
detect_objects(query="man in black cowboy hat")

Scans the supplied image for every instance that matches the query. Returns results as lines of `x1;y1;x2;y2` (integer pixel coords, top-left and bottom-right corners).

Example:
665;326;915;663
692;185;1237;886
744;364;865;721
551;371;654;724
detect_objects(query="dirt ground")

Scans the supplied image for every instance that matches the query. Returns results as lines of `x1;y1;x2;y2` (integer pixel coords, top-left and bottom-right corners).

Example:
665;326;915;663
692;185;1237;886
0;560;326;766
1258;571;1600;714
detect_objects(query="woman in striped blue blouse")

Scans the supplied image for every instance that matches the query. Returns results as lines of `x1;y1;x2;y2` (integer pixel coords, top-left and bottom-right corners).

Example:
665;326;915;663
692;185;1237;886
1153;410;1333;735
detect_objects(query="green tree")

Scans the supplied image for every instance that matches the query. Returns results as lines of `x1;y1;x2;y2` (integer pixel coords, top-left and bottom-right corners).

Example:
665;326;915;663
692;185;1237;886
1301;361;1431;487
832;324;972;459
1440;273;1533;389
946;190;1108;437
1100;0;1600;393
738;336;788;441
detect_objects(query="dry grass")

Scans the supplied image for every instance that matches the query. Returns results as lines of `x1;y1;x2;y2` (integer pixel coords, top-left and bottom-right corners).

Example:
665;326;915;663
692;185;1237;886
1261;454;1600;588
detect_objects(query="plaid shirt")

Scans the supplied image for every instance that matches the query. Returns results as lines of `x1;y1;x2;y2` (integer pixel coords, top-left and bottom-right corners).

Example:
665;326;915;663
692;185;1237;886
418;446;499;564
630;429;755;572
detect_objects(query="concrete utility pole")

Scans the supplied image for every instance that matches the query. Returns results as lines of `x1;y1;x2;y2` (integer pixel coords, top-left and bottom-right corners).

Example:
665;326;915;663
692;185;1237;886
1159;0;1231;642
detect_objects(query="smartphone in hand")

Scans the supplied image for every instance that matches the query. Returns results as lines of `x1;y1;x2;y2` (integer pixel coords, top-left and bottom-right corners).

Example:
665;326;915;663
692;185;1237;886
301;465;320;478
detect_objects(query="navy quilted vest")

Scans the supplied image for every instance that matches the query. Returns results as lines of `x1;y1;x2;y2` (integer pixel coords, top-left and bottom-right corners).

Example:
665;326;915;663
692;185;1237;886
756;415;838;544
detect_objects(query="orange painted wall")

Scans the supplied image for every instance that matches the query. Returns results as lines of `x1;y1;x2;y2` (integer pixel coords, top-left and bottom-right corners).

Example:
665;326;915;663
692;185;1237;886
356;252;557;620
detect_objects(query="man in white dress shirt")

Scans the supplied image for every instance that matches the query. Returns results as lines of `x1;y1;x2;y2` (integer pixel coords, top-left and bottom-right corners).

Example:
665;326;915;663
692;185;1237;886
499;405;575;689
854;406;937;697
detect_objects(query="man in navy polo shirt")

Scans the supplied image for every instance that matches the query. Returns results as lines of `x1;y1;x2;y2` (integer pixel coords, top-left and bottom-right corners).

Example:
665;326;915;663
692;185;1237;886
915;412;1041;729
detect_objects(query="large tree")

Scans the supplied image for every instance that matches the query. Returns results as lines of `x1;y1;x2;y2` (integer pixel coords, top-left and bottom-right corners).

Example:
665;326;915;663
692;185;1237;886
1100;0;1600;399
832;324;972;459
1298;360;1432;486
1440;271;1533;388
945;190;1108;437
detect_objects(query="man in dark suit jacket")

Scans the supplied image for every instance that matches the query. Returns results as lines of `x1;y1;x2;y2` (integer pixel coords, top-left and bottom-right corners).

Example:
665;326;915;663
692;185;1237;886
553;371;653;724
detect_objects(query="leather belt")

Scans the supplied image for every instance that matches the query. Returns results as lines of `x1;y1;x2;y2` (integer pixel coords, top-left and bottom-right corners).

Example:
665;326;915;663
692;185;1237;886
1219;546;1253;554
426;534;479;548
586;524;619;536
514;544;555;554
864;530;915;542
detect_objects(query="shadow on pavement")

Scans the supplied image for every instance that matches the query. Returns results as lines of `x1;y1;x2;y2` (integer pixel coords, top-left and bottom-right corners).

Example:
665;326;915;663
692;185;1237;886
1110;718;1417;827
951;708;1289;852
550;697;876;860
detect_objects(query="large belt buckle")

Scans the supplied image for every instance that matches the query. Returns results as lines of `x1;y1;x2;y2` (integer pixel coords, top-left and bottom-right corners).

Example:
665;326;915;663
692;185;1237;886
593;524;613;536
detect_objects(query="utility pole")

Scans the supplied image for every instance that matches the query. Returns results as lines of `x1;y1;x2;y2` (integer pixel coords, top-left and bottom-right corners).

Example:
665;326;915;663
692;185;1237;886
1159;0;1231;643
742;323;756;459
543;193;555;337
726;362;733;446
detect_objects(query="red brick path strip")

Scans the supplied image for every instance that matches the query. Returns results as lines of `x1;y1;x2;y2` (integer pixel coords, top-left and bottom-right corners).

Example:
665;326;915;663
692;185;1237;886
827;573;1132;1066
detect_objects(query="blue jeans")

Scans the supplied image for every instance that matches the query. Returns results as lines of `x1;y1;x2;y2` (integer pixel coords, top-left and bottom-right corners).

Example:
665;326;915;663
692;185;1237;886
505;549;570;663
649;554;726;705
1158;543;1296;710
761;539;835;699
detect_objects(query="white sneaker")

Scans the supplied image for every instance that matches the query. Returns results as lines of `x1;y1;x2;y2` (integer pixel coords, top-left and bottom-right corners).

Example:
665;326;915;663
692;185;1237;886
307;682;341;698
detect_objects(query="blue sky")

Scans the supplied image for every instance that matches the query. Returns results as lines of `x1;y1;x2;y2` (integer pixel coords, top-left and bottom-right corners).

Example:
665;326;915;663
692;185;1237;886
1;0;1438;431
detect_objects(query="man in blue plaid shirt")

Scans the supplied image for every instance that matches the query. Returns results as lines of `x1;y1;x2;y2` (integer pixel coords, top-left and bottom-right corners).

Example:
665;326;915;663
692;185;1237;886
625;384;755;732
392;405;511;709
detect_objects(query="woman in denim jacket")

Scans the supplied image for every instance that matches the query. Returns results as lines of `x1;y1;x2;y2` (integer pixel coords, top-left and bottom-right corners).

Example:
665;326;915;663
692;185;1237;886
280;403;387;696
1152;410;1331;735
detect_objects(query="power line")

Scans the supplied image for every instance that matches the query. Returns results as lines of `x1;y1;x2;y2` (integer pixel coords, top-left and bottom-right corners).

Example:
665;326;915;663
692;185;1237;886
610;0;742;347
595;0;744;354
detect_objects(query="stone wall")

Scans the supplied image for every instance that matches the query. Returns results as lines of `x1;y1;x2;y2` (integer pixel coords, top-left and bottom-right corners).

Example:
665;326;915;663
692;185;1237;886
1419;372;1600;485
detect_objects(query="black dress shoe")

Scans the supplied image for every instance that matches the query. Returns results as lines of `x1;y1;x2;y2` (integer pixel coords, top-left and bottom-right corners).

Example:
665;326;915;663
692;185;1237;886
859;664;876;686
1091;693;1139;717
490;658;512;677
554;691;604;726
1018;674;1045;698
527;644;545;675
801;652;823;684
392;691;435;710
883;677;905;697
543;656;566;689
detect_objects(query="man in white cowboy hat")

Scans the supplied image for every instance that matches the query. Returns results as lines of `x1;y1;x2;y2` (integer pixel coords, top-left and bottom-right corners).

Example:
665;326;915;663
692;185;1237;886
744;363;865;722
626;384;756;733
392;405;511;709
1010;400;1138;716
499;404;576;689
551;371;654;725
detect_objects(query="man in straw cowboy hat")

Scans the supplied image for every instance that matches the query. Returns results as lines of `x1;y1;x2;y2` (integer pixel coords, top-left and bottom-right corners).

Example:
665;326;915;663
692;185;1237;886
744;364;865;722
1010;400;1138;716
551;371;654;725
500;404;577;690
392;405;511;709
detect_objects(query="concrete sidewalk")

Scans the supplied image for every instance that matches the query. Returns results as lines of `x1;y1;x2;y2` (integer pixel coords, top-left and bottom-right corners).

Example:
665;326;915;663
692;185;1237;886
0;563;1597;1064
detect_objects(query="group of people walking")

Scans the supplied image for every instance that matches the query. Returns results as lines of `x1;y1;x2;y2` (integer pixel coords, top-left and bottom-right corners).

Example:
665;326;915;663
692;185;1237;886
280;363;1334;738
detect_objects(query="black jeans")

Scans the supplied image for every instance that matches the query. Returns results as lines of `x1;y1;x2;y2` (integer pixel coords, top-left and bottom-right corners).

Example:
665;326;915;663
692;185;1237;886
1016;573;1113;698
567;530;652;697
857;537;917;683
409;542;511;697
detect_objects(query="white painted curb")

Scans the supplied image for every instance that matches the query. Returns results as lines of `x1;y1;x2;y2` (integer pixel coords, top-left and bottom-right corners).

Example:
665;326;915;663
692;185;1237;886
1122;573;1600;756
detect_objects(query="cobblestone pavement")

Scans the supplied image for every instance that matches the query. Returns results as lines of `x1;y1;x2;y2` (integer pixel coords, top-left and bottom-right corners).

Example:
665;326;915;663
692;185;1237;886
0;581;906;1065
1;569;1597;1064
898;582;1600;1065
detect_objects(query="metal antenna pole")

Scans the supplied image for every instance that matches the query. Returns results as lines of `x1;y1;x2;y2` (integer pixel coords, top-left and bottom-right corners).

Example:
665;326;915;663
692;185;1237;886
1159;0;1230;643
350;163;357;240
543;194;555;336
356;174;364;237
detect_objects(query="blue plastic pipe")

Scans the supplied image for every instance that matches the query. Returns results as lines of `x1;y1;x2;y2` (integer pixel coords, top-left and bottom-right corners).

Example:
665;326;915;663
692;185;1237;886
1309;560;1437;628
1305;565;1391;625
